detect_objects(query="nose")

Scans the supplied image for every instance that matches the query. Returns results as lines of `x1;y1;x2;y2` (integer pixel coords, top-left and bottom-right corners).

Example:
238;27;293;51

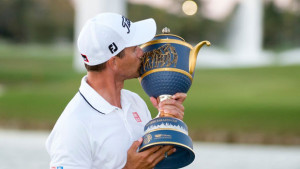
137;46;144;59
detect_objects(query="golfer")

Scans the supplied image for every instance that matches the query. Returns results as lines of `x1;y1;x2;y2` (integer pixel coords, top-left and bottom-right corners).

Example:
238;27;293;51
46;13;186;169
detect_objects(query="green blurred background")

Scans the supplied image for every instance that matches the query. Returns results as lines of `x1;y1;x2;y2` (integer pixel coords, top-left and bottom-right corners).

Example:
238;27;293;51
0;0;300;145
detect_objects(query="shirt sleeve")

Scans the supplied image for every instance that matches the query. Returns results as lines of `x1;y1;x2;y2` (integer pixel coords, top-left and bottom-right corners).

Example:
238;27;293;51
46;118;92;169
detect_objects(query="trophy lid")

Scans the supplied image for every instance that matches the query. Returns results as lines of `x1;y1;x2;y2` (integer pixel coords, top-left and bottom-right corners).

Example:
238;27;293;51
153;27;185;41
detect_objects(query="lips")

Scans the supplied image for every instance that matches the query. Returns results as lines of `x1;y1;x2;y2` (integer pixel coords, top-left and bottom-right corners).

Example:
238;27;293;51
138;63;143;77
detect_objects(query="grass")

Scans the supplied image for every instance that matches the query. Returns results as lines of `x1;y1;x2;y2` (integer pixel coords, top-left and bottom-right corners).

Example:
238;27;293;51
0;43;300;144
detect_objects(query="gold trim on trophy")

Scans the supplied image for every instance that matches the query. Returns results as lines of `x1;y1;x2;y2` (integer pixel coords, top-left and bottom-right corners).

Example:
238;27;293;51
154;34;186;41
140;68;193;81
189;41;211;75
140;39;193;49
145;128;188;135
139;141;195;152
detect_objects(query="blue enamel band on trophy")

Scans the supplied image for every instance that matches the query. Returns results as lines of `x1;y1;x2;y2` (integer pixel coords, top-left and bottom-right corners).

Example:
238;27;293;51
138;27;210;169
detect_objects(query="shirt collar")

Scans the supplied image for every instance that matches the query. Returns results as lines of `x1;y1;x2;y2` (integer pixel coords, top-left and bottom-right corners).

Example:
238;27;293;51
79;75;116;114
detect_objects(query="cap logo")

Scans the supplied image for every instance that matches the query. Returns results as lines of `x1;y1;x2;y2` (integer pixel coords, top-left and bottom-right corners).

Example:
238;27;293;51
122;16;131;34
108;42;118;54
81;54;89;62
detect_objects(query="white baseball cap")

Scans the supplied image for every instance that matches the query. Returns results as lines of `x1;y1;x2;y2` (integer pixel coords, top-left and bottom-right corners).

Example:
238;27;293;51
77;13;157;66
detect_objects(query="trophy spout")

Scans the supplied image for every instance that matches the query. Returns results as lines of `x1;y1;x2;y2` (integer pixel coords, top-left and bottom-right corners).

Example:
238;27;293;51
189;40;211;75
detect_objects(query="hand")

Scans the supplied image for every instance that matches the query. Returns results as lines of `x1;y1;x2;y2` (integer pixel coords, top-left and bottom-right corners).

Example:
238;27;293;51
123;138;176;169
150;93;187;120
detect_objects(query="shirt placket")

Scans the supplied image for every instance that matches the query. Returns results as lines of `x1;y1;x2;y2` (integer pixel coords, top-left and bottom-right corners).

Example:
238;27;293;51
116;107;134;142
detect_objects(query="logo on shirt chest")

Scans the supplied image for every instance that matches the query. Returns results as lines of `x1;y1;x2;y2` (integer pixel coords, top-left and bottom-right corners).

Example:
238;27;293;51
51;167;63;169
132;112;142;122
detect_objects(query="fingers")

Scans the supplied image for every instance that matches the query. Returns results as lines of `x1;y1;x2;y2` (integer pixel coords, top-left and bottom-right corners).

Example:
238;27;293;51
131;144;177;169
152;146;176;166
158;98;185;120
126;140;177;169
167;147;176;156
171;93;187;104
159;99;184;112
143;145;163;154
160;105;184;120
152;93;186;120
128;138;143;153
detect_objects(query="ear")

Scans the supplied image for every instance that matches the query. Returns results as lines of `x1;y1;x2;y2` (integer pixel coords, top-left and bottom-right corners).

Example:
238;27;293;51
107;56;117;70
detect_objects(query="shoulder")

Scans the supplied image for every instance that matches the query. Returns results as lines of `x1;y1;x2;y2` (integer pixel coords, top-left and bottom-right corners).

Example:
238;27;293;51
47;92;95;143
46;93;93;161
63;92;99;121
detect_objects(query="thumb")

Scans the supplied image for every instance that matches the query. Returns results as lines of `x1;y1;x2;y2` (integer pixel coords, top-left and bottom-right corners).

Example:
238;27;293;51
150;97;158;109
129;137;143;153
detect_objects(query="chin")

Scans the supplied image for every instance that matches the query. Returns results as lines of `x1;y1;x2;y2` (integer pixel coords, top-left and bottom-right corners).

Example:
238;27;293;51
132;73;139;79
126;72;139;80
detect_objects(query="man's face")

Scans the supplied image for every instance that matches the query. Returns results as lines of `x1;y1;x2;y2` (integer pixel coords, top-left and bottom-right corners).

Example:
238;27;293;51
114;46;144;80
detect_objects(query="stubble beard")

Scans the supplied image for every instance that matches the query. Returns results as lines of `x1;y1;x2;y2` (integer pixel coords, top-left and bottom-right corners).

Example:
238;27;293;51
128;61;142;79
134;62;142;78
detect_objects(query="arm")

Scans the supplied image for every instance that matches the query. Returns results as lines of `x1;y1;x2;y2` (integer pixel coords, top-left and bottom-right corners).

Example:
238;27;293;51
46;119;92;169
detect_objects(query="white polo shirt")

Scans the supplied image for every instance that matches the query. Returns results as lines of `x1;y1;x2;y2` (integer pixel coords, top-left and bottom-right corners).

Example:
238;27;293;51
46;76;152;169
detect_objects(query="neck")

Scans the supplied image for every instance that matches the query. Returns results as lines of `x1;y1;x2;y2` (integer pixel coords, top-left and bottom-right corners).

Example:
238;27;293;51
86;70;124;108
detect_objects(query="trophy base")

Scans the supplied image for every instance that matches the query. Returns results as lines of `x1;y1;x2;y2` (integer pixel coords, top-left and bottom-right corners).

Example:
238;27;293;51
139;117;195;169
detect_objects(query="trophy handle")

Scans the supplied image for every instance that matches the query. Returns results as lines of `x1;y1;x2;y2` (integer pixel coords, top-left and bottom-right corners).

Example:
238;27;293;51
189;40;211;75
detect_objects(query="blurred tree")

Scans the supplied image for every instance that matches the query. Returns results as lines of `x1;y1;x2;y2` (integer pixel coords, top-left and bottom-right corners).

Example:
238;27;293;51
26;0;74;43
0;0;74;43
0;0;32;42
264;0;300;50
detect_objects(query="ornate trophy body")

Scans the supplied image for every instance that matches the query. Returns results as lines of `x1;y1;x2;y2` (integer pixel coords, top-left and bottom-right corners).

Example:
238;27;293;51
138;27;210;169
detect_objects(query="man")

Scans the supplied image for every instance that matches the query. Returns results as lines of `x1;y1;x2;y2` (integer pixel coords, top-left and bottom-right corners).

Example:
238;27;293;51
46;13;186;169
